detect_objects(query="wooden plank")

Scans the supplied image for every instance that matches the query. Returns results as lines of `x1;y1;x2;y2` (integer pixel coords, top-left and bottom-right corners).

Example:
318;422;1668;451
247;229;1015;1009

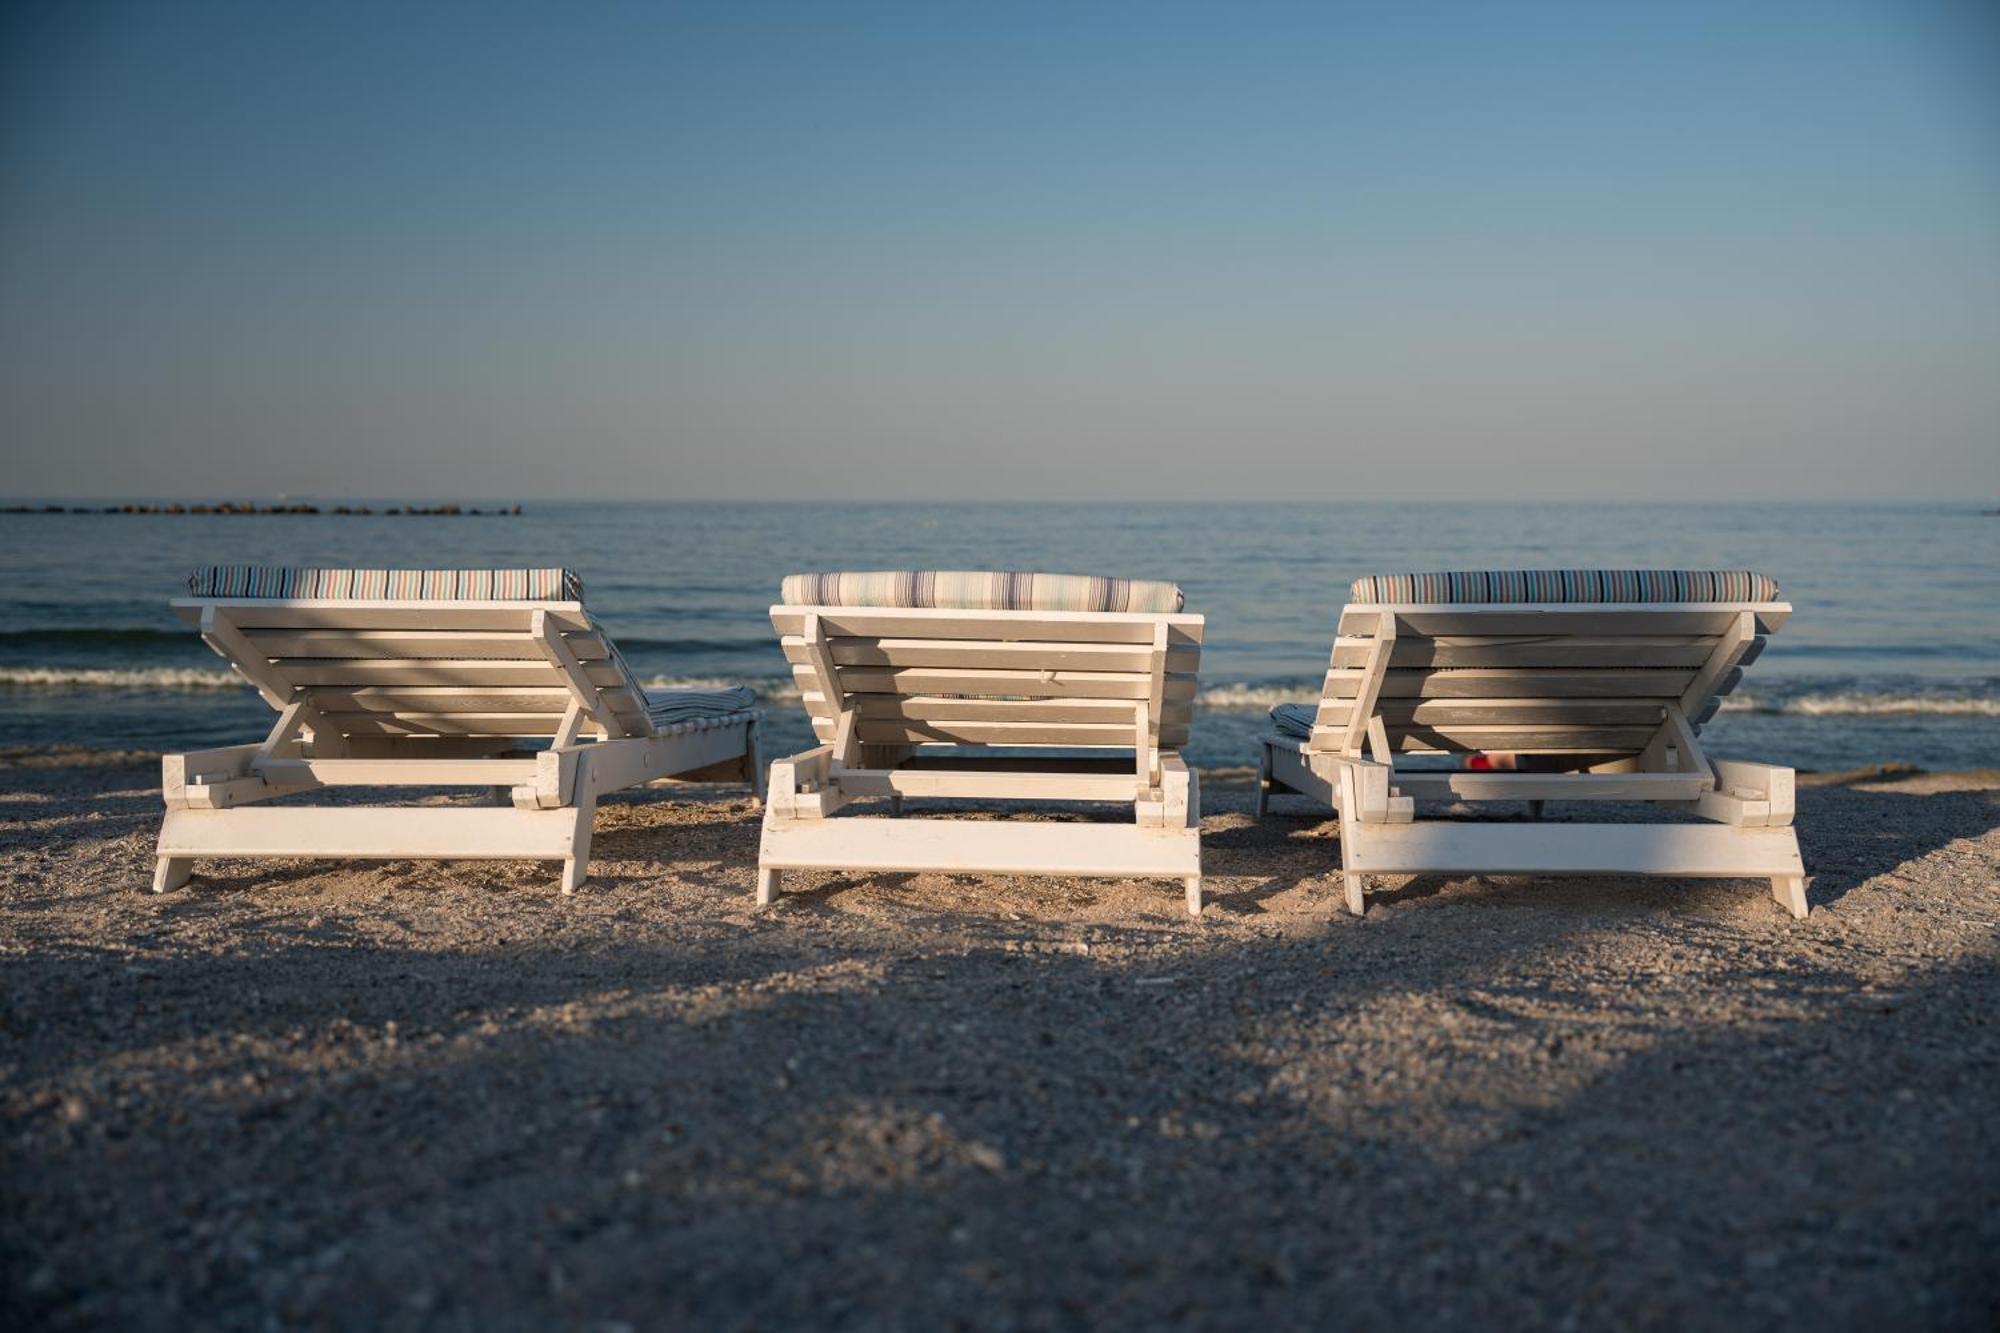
781;637;1201;673
812;718;1191;747
1341;820;1806;877
1680;611;1757;717
758;815;1200;879
1382;724;1658;753
1371;699;1668;726
1338;610;1396;754
175;600;588;633
303;686;642;714
1389;772;1711;802
534;609;630;739
1265;742;1338;806
828;768;1146;801
1325;668;1696;699
256;758;541;786
841;695;1194;725
1331;635;1738;670
1336;604;1791;637
792;665;1199;702
771;607;1204;645
317;711;570;736
242;629;610;661
156;805;582;859
840;688;1168;720
276;659;621;687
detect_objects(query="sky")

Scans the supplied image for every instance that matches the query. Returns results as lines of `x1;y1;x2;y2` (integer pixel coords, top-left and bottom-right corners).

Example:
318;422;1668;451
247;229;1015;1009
2;0;1996;501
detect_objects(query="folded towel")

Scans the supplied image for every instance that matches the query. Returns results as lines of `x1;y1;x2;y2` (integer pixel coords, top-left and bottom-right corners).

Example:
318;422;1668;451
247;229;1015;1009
1270;702;1317;739
645;685;758;726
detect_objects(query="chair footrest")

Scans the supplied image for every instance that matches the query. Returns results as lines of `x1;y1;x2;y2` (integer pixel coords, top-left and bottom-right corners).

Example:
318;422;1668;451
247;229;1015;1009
1343;820;1804;878
158;806;581;860
760;815;1198;880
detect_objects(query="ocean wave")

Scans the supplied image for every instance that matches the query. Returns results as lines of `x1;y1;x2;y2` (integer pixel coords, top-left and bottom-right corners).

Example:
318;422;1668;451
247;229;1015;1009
0;666;241;690
0;627;185;644
0;664;1991;720
1722;691;2000;718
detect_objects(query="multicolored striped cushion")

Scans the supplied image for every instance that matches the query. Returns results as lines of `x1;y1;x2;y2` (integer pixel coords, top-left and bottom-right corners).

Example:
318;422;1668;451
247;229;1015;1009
187;567;584;601
1348;569;1779;605
644;684;758;726
780;570;1185;613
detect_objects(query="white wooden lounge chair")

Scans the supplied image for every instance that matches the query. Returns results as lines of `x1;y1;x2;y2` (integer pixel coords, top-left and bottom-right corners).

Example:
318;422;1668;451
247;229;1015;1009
756;571;1207;915
153;567;760;894
1254;570;1808;918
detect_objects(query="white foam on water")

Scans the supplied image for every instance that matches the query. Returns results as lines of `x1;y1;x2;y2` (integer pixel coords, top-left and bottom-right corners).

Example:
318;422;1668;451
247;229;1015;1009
0;666;241;690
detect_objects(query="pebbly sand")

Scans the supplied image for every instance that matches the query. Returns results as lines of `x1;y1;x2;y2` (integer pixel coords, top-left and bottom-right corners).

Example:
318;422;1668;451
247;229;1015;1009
2;751;1996;1330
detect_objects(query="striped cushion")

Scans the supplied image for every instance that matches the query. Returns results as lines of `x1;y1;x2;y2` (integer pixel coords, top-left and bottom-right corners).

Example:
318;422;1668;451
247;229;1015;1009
780;570;1184;613
1348;569;1779;605
188;567;584;601
1270;702;1316;739
645;685;758;726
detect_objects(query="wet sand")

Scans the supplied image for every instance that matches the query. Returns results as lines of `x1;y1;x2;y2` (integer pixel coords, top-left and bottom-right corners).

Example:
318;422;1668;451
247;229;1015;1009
3;752;1996;1330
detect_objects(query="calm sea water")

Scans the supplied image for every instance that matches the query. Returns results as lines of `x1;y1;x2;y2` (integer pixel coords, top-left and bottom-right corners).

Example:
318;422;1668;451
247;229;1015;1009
1;501;1995;772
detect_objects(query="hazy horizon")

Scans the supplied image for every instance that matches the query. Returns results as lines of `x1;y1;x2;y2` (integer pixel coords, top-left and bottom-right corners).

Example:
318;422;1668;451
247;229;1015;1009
4;1;1997;501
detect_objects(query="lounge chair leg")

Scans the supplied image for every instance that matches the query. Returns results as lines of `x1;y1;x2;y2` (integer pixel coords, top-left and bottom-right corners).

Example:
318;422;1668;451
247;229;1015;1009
560;795;594;895
1343;872;1366;917
756;865;781;906
1771;875;1808;919
888;794;903;815
1185;876;1203;918
153;856;193;894
1526;799;1545;820
744;725;765;806
1253;749;1270;818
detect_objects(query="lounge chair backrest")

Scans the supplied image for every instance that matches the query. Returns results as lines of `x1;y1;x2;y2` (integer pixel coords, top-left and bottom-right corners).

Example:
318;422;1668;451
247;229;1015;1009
174;566;658;742
774;606;1204;752
1309;569;1789;759
773;570;1200;755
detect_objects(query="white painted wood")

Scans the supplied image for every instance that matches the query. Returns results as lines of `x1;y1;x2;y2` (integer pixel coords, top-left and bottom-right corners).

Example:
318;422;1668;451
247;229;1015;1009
1340;821;1806;877
762;601;1205;910
1257;594;1805;917
152;857;194;893
1771;875;1809;919
157;806;584;859
243;629;611;661
771;606;1204;644
781;636;1202;673
1389;771;1711;802
255;758;541;786
1264;740;1339;807
759;814;1200;879
157;596;757;891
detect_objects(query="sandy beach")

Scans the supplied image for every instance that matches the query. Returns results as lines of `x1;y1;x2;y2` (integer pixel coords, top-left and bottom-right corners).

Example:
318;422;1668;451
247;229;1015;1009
2;752;1996;1330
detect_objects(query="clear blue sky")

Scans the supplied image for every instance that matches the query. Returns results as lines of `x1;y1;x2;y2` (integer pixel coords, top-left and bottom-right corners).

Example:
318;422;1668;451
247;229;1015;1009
2;0;1995;499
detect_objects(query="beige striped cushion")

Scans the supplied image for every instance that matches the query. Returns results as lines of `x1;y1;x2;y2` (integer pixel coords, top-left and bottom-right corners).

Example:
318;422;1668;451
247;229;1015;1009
780;570;1184;613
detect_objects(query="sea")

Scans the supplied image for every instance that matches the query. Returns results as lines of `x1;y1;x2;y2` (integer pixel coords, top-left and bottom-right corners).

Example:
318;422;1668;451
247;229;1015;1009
1;501;1994;773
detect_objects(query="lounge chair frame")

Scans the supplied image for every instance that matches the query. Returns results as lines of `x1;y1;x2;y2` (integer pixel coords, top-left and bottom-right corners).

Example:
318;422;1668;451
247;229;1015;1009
153;597;760;893
1256;600;1807;917
757;604;1206;915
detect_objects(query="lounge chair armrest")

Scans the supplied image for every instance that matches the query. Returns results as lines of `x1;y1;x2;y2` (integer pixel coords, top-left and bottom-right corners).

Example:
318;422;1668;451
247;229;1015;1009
1335;756;1414;824
767;745;842;819
1700;759;1796;827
